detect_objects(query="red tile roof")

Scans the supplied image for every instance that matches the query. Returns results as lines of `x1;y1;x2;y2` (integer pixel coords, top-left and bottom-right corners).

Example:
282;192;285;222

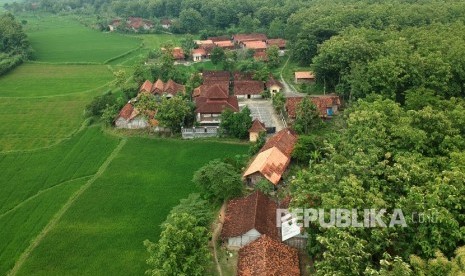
237;235;300;276
249;119;266;133
254;51;268;61
234;80;264;95
243;41;268;50
203;71;231;82
221;191;279;240
208;36;231;42
172;47;185;60
233;72;253;81
285;95;341;118
234;33;268;43
214;41;235;49
259;128;297;157
193;81;230;97
195;97;239;113
267;38;287;49
151;79;185;96
118;103;134;120
139;80;153;93
266;75;283;89
192;48;207;56
127;17;153;29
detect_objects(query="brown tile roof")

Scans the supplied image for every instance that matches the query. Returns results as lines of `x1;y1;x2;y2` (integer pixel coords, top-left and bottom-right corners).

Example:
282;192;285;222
234;80;264;95
208;36;231;42
151;79;185;96
295;71;314;80
266;75;282;89
127;17;153;29
203;70;231;82
139;80;153;93
267;38;287;49
214;41;235;49
260;128;297;157
195;96;239;113
195;39;214;45
233;33;268;43
237;235;300;276
221;191;279;240
254;51;268;61
249;119;266;133
193;81;229;97
160;19;171;25
233;72;253;81
243;147;290;185
172;47;185;60
286;95;341;118
118;103;134;120
243;41;268;50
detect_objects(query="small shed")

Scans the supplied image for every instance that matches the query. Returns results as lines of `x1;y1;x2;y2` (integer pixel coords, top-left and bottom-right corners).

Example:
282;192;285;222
294;71;315;83
248;119;266;142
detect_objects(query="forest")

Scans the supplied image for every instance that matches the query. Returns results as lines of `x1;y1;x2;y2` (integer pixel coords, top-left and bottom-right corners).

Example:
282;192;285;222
0;13;32;75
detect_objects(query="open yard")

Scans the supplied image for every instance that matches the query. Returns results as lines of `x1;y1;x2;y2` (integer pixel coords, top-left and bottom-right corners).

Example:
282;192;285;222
21;14;141;63
0;135;247;275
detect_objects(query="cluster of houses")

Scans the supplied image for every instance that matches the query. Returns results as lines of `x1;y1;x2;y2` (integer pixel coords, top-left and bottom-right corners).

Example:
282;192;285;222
220;128;306;275
108;18;173;32
166;33;287;63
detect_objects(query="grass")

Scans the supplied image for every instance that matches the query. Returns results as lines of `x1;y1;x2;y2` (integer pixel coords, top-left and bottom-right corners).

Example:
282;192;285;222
0;63;114;97
20;14;140;63
0;127;121;275
16;137;247;276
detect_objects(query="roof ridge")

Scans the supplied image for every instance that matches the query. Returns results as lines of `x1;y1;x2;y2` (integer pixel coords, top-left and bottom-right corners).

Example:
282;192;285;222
252;191;259;233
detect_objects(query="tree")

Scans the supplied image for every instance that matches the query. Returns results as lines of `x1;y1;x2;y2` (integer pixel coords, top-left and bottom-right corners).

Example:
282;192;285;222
144;213;210;276
249;131;266;156
220;107;252;139
254;179;275;195
155;96;191;133
85;91;117;117
179;8;204;33
210;46;225;65
272;92;285;114
180;34;196;59
293;97;322;135
192;160;243;203
266;45;280;68
134;93;158;117
292;135;325;164
113;69;127;87
101;104;120;126
160;43;175;81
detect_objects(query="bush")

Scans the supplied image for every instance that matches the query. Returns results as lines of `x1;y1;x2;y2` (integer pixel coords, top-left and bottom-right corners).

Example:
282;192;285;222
85;92;117;117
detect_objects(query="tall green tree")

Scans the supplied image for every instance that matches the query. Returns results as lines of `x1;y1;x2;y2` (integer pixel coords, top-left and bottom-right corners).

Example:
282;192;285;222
293;97;322;135
220;107;252;139
266;45;280;68
155;96;191;133
210;47;225;65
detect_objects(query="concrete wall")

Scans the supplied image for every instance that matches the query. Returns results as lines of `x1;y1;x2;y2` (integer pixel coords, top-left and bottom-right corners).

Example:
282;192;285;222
228;229;261;248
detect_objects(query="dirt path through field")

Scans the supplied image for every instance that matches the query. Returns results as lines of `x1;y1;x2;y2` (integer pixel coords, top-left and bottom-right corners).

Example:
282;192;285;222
280;56;306;98
7;138;127;276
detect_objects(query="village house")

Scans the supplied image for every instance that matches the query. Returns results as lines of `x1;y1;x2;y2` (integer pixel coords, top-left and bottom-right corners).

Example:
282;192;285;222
160;19;172;29
233;33;268;45
192;48;207;62
234;80;264;99
243;128;297;186
208;36;231;42
108;19;121;32
253;51;268;62
266;38;287;50
285;94;341;119
248;119;266;142
127;17;153;32
221;191;279;248
150;79;185;98
266;74;283;95
214;40;235;50
242;40;268;52
237;235;300;276
114;102;157;129
194;83;239;125
294;71;315;83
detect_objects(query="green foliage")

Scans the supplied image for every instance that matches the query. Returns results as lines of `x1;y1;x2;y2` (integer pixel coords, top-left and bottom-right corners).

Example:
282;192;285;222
249;131;266;156
292;135;325;165
178;8;204;33
291;97;465;274
101;103;120;126
220;107;253;139
180;35;196;59
155;96;192;133
254;179;275;196
134;93;158;117
210;47;225;65
0;13;32;75
85;92;117;117
293;97;322;135
169;194;214;227
272;92;285;113
192;160;243;203
410;247;465;276
266;45;280;68
144;213;210;276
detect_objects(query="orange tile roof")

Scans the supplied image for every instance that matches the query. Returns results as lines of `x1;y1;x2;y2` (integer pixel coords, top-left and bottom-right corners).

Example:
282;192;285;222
234;33;268;43
267;38;287;49
151;79;185;96
221;191;279;240
243;40;268;50
208;36;231;42
254;51;268;61
249;119;266;133
286;95;341;118
214;40;235;48
295;71;314;79
118;103;134;120
243;147;290;185
192;48;207;56
172;47;185;60
237;235;300;276
259;128;297;158
266;75;283;89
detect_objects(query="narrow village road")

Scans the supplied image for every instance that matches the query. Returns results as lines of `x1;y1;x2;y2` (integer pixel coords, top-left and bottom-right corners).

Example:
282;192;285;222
211;203;227;276
280;56;306;98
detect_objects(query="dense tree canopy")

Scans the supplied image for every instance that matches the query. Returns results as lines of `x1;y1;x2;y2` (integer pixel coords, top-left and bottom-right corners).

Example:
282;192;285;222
0;13;32;75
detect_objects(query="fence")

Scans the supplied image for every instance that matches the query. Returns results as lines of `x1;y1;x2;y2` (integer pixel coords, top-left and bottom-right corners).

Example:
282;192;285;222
181;126;219;139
